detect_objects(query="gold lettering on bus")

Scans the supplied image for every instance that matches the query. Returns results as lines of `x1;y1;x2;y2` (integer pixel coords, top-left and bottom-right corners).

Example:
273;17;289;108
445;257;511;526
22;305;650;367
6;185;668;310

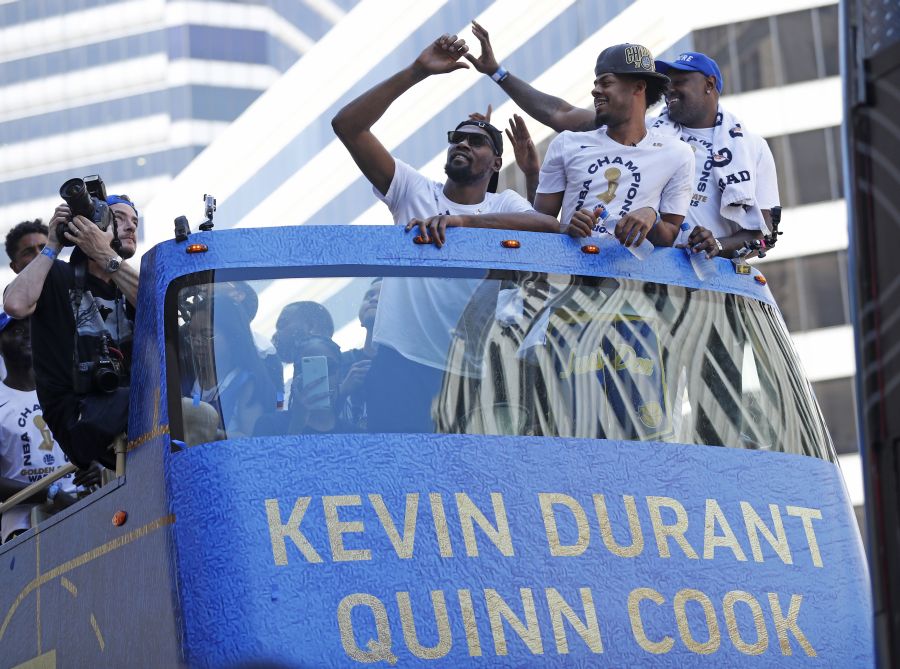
647;496;699;559
456;493;515;558
396;590;452;659
324;495;371;562
546;587;604;654
485;588;544;656
264;497;323;566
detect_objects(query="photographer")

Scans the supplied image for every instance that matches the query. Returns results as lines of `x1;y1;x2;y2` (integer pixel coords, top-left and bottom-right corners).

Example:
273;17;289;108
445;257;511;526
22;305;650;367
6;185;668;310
3;191;139;469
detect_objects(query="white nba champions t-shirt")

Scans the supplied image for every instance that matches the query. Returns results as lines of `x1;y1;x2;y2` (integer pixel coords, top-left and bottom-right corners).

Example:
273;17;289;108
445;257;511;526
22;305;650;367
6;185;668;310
677;125;780;239
373;159;534;371
538;128;694;230
0;383;75;542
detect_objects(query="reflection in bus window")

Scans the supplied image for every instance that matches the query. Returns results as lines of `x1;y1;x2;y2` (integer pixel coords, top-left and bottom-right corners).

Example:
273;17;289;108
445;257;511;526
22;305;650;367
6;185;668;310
166;271;834;461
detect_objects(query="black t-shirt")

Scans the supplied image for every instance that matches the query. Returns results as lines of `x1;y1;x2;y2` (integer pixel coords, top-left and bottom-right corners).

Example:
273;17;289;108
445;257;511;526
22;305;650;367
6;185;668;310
31;259;136;428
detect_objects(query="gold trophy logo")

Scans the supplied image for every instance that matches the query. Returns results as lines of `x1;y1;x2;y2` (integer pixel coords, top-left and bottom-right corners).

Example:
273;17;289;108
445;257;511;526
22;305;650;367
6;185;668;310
596;167;621;204
34;414;54;451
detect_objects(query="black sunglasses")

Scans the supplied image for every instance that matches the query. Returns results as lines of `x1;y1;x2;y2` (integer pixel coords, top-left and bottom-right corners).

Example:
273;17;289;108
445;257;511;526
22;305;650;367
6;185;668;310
447;130;498;153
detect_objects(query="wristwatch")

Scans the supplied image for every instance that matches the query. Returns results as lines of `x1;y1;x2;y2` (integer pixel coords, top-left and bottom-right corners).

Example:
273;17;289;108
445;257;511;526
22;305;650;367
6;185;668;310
105;256;122;273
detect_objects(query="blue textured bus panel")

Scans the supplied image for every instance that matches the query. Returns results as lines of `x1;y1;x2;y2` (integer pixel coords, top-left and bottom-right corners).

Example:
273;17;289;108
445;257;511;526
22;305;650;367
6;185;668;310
141;225;778;309
168;433;872;668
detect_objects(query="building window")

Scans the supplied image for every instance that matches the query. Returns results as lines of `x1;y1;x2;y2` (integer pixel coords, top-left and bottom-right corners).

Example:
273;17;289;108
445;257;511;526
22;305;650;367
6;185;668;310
692;4;839;95
811;377;859;455
767;125;842;208
762;250;850;332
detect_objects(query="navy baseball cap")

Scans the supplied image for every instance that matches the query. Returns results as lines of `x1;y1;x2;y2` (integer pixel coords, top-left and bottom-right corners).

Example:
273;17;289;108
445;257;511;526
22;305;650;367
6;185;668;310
655;52;724;92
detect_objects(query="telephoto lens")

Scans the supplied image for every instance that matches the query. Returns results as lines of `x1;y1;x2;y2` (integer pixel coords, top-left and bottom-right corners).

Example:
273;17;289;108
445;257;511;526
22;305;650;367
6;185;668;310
59;178;96;220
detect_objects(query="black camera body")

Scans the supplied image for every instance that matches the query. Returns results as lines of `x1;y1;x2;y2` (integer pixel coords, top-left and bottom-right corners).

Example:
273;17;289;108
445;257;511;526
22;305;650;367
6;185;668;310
73;333;124;395
58;175;112;247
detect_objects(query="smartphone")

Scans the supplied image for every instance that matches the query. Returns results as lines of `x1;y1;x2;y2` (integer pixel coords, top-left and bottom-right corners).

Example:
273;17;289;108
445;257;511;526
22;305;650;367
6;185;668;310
300;356;330;409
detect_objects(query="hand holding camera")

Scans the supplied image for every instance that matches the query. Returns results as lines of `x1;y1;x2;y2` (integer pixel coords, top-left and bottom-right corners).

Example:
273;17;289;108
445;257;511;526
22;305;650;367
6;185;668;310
63;214;116;265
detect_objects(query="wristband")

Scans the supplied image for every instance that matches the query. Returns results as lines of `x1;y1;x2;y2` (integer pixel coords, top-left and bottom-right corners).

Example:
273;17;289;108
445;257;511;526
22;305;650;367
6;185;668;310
491;65;509;84
650;208;662;229
40;246;58;261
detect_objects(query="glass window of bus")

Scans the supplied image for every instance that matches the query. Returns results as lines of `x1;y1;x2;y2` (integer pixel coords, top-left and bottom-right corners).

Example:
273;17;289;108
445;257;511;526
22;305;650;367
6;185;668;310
165;269;835;461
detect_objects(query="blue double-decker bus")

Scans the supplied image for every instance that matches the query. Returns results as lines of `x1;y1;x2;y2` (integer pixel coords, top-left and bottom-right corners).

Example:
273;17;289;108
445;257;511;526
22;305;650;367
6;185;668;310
0;225;872;667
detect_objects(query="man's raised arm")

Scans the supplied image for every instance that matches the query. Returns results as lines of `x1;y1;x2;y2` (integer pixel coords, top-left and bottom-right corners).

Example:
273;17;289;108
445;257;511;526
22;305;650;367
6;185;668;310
3;205;68;318
332;34;471;196
465;21;596;134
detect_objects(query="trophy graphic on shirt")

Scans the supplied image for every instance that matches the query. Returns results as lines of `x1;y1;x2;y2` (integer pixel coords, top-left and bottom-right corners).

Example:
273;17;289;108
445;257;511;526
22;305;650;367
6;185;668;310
596;167;621;204
34;414;54;451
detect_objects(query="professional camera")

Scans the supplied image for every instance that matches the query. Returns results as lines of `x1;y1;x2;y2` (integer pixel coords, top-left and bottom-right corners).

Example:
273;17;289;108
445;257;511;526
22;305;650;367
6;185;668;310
73;333;124;395
57;175;113;247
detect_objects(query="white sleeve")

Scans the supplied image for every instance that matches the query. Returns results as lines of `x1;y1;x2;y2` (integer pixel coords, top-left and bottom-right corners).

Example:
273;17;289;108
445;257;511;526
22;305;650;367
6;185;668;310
658;143;694;217
536;133;567;194
493;189;536;214
755;137;781;209
374;159;432;214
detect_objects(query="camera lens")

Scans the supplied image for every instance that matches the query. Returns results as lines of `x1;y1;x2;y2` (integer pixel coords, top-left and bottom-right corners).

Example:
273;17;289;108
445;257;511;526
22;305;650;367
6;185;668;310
94;366;120;393
59;178;95;220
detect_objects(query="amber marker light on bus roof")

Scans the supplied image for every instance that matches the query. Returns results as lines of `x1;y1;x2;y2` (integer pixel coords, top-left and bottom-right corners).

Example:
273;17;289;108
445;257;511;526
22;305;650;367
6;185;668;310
186;243;208;254
581;244;600;254
501;239;521;249
755;274;768;285
412;235;431;245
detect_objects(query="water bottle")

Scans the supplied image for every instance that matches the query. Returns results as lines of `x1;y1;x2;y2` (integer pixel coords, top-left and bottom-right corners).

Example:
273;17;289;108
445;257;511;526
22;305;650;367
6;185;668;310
593;205;654;259
681;222;717;281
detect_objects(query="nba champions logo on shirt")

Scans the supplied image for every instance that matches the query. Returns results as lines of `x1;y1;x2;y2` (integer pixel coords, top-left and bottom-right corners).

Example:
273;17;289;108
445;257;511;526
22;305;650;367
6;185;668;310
581;156;642;216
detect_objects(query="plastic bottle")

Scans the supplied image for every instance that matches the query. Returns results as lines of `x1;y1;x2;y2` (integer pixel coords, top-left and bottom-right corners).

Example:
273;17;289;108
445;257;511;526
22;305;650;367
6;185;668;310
592;205;654;259
681;222;717;281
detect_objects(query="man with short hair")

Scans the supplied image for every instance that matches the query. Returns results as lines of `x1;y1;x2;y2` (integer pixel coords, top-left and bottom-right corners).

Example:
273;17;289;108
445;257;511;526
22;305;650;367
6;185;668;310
332;34;564;432
466;22;778;257
1;219;53;380
6;219;49;274
331;33;564;244
531;43;694;249
3;196;140;468
649;52;779;255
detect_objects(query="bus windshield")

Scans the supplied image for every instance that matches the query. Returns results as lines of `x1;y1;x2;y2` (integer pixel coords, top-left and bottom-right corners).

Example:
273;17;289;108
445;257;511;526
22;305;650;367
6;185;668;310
166;269;834;461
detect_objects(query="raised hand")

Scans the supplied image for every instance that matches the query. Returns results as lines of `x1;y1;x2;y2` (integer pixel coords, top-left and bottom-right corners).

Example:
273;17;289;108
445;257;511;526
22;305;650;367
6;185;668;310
413;34;470;76
465;20;501;75
505;114;539;177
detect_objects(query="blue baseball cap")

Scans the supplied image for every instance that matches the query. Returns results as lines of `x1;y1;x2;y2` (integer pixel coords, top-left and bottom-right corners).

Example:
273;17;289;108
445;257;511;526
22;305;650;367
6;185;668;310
655;52;723;93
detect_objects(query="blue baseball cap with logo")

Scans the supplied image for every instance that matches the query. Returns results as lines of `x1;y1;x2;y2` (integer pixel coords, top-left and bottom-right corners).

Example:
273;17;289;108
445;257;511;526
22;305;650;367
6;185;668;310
655;52;724;93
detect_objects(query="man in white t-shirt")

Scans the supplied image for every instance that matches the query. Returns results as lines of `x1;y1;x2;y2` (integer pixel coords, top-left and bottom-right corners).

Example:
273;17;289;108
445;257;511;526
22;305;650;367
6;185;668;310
332;33;561;431
649;52;779;256
0;317;85;543
533;43;694;247
465;23;777;257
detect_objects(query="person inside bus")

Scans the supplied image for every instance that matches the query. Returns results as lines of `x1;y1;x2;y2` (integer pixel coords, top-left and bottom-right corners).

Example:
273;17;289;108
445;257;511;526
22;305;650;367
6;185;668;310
337;278;382;432
464;22;777;256
184;296;277;439
286;336;354;434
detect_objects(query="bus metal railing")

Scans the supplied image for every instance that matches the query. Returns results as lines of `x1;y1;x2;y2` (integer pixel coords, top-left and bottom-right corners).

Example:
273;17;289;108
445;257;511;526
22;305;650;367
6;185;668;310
0;435;127;517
